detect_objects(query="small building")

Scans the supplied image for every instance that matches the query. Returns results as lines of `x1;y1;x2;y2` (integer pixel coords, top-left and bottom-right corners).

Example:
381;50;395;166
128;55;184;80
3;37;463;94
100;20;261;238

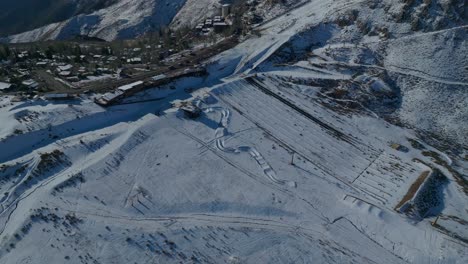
152;74;167;81
94;81;145;107
59;71;71;77
213;22;229;33
221;4;231;17
21;79;39;89
57;64;73;72
243;12;263;25
95;90;125;106
97;67;112;74
17;51;29;59
127;57;142;64
118;81;144;93
180;104;201;119
0;82;12;92
36;61;48;67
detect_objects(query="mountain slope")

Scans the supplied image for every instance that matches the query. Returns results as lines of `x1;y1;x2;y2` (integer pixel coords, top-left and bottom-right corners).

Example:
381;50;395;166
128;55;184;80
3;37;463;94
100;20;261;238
170;0;220;29
4;0;308;43
5;0;187;42
0;0;118;37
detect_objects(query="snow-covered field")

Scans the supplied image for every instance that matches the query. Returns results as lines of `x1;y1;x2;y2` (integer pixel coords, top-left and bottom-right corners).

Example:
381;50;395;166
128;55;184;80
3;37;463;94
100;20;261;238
0;0;467;263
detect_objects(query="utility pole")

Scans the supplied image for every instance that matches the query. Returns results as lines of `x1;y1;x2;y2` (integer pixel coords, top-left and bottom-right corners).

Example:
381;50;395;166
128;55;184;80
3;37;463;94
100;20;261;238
290;152;295;166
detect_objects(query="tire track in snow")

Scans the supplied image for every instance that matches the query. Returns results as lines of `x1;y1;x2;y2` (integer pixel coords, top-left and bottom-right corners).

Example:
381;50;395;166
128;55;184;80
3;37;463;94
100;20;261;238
206;106;296;188
0;157;38;212
58;208;327;244
166;118;335;223
213;89;362;195
249;148;296;187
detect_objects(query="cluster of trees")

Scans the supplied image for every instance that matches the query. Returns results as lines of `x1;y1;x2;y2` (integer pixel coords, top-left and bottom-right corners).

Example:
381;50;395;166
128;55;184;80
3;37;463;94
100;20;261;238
142;26;192;51
1;42;114;63
0;45;11;60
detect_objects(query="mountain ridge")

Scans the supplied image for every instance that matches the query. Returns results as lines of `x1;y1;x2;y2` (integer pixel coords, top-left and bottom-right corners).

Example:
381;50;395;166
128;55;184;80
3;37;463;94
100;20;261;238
0;0;119;37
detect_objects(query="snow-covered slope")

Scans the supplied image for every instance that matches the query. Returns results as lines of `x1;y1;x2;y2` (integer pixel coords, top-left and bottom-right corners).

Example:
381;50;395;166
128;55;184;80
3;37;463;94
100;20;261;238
170;0;220;29
212;0;467;147
0;0;119;37
5;0;309;43
0;0;467;263
6;0;186;42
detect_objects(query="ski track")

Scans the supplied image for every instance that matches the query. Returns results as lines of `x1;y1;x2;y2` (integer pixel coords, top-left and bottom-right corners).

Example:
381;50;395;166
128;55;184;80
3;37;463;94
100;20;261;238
0;119;151;235
206;106;296;187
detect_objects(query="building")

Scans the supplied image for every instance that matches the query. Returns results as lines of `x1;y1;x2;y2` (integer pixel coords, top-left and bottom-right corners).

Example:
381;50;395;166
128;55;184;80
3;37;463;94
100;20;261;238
180;104;201;119
21;79;39;89
59;71;71;77
127;57;142;64
57;64;73;72
95;81;145;106
205;19;213;26
195;23;204;30
0;82;12;92
213;22;229;32
17;51;29;59
96;67;206;107
221;4;231;17
95;90;124;106
36;61;48;67
152;74;167;81
97;68;112;74
118;81;144;93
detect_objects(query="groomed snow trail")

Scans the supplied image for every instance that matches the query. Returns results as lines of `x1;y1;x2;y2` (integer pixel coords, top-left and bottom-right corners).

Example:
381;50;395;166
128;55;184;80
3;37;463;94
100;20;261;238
205;106;296;188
